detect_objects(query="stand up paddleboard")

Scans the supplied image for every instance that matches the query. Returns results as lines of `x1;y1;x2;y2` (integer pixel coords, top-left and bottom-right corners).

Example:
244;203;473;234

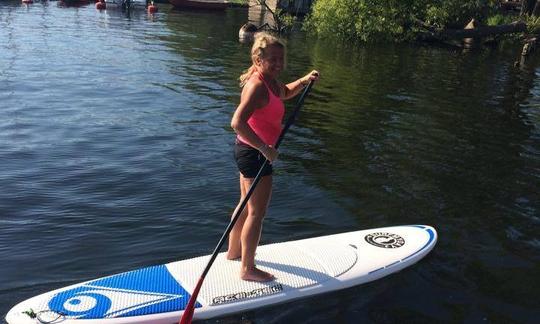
6;225;437;324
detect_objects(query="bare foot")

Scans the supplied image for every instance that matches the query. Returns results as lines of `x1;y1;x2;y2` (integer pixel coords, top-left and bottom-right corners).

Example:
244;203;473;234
241;267;275;282
226;251;241;260
227;253;241;260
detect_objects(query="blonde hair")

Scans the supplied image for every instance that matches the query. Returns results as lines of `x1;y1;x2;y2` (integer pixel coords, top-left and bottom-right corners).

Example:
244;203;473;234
239;32;286;87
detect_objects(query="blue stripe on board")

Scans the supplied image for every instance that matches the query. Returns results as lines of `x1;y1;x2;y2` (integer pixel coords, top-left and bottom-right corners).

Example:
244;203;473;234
368;226;435;275
402;228;435;262
48;264;201;319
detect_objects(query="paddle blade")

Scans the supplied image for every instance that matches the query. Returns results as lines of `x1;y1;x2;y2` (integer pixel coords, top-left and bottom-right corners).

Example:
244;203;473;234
179;277;203;324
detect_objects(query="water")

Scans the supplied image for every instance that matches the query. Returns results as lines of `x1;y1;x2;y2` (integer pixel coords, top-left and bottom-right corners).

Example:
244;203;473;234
1;1;539;323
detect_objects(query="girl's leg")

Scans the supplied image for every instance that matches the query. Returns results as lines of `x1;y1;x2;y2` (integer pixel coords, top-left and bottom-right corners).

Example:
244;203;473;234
227;174;249;260
240;175;274;282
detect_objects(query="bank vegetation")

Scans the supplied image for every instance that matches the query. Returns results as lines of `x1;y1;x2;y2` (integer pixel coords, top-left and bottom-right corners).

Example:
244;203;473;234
303;1;540;49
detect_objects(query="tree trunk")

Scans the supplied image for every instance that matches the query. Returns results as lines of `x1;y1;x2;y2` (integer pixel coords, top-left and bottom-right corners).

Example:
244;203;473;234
420;21;527;41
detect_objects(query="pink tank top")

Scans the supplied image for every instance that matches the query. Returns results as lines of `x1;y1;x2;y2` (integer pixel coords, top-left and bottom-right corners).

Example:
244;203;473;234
237;73;285;146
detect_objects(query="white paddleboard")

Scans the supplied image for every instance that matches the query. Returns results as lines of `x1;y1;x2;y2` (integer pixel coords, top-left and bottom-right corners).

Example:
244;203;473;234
5;225;437;324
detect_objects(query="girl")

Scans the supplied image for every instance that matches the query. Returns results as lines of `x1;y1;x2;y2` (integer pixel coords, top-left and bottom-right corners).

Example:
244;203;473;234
228;32;319;282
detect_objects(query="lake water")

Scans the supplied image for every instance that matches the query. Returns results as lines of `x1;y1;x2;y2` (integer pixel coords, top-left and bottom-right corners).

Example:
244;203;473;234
1;1;539;323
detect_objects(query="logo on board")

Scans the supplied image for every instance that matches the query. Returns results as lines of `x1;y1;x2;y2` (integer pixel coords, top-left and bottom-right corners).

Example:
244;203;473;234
365;232;405;248
46;265;197;319
212;284;283;305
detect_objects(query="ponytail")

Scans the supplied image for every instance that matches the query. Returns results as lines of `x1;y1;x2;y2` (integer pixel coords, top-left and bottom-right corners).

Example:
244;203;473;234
239;65;257;88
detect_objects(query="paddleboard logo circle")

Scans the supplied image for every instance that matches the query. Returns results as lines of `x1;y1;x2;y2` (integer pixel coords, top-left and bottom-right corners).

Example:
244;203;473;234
365;232;405;248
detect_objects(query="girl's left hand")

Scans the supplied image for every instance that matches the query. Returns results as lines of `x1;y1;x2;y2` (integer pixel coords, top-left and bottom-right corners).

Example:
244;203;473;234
301;70;320;85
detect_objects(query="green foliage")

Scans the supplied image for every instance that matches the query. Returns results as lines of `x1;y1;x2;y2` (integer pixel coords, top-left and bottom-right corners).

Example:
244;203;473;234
304;0;413;42
304;0;502;42
524;14;540;34
279;12;297;33
486;14;517;26
424;0;498;28
228;0;248;4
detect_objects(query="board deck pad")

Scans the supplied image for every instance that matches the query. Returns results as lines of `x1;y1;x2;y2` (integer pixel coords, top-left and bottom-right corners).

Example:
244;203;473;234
168;242;358;306
6;225;437;324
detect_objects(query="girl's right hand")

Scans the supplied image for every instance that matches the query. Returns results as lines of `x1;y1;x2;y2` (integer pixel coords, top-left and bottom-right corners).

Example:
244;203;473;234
259;145;279;162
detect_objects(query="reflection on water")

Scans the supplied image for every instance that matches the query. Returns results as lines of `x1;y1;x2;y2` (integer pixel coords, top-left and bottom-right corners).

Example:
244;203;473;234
0;2;539;323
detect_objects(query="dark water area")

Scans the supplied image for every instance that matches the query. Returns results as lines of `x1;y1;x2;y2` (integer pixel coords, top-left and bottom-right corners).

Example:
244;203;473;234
1;1;539;323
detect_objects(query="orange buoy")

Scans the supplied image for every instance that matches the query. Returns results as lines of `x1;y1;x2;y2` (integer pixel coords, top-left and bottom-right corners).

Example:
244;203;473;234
95;0;106;9
22;0;33;4
147;2;158;14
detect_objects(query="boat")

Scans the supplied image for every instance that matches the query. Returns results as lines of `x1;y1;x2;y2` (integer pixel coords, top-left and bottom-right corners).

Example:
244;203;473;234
169;0;229;10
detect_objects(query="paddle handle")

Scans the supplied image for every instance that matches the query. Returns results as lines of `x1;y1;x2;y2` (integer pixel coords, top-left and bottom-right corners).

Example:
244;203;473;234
178;80;315;324
275;80;314;149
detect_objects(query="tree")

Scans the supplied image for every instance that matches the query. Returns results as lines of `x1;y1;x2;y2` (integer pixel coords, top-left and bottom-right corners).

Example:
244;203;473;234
304;0;501;42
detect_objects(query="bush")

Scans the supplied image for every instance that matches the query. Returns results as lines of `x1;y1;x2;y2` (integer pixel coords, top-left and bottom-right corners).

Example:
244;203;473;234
304;0;500;42
525;14;540;34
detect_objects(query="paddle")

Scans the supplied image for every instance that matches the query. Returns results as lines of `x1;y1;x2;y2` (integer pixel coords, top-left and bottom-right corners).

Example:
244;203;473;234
179;80;315;324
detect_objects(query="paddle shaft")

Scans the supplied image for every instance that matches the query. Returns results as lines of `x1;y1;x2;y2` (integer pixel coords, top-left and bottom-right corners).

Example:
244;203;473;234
179;80;315;324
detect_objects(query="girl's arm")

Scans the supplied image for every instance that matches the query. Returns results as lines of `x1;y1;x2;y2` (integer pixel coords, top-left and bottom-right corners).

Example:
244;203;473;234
281;70;319;100
231;80;279;161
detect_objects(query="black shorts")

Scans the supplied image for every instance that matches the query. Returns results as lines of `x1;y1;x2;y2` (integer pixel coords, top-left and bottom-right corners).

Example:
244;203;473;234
234;142;273;178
